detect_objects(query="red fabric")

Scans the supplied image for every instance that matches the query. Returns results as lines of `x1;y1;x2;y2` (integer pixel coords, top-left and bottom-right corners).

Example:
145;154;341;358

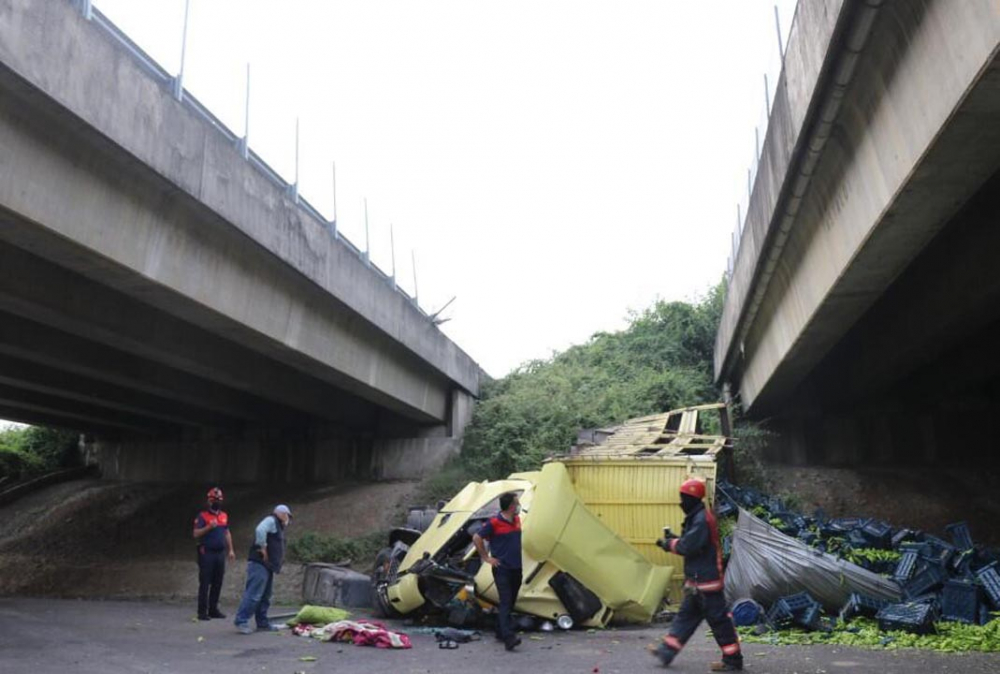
704;506;724;582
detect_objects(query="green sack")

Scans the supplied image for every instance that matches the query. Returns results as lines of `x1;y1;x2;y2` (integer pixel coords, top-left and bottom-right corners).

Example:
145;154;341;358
286;605;351;626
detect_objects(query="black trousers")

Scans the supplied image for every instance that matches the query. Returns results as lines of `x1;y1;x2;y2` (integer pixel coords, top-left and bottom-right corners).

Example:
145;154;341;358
492;566;523;643
663;590;741;664
197;548;226;617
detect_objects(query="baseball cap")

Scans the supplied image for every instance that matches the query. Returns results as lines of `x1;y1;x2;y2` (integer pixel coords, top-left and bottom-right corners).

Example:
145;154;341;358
274;504;293;518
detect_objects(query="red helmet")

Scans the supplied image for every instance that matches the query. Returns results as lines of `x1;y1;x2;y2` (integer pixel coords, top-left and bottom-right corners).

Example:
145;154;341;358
207;487;224;502
679;479;706;500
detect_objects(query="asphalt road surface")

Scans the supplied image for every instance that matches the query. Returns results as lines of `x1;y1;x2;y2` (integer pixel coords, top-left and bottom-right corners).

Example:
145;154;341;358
1;598;998;674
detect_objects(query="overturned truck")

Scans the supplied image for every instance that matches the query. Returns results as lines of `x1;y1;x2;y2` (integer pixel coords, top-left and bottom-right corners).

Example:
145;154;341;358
371;404;733;627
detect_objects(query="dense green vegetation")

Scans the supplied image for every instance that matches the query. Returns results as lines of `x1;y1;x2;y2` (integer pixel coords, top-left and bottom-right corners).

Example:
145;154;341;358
0;425;80;482
456;282;725;481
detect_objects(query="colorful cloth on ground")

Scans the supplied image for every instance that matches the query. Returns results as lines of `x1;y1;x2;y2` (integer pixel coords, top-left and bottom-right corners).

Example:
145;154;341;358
312;620;412;649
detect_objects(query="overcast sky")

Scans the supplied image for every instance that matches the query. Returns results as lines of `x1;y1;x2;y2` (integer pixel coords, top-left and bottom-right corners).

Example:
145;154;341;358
90;0;796;378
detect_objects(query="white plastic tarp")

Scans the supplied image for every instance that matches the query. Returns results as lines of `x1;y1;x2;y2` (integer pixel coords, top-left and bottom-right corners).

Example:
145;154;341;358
725;508;902;611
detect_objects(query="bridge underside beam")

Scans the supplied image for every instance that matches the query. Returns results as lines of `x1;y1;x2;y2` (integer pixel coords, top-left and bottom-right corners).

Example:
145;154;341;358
729;0;1000;414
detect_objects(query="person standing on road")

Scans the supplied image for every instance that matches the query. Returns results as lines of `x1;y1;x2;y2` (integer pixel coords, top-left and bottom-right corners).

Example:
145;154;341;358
234;504;292;634
192;487;235;621
473;492;523;651
651;479;742;671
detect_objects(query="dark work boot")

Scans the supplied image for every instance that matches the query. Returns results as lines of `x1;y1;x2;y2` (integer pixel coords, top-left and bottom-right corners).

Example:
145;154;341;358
709;658;743;671
504;635;521;651
208;609;226;619
649;642;677;667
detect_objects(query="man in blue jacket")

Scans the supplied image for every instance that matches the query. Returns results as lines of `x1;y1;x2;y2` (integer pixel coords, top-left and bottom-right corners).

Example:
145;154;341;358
651;479;742;671
192;487;235;620
234;504;292;634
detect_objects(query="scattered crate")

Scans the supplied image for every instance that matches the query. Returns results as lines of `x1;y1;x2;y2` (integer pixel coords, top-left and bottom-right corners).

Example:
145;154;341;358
941;579;982;624
766;601;794;628
891;528;916;548
862;520;893;549
876;602;938;635
975;563;1000;610
893;550;919;583
903;563;947;600
840;593;891;623
945;522;974;551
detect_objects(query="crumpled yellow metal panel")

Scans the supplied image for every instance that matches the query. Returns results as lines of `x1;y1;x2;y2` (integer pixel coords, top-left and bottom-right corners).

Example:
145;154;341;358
521;463;673;623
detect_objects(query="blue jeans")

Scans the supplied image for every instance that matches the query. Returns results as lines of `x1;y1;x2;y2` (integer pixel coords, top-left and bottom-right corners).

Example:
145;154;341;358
234;561;274;628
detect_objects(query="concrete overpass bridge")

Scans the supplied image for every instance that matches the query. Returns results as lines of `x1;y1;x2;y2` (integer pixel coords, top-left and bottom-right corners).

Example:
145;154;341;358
0;0;482;481
715;0;1000;465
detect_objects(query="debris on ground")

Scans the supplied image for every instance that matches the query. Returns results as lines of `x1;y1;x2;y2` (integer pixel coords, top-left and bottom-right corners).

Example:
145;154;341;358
717;481;1000;648
291;619;412;649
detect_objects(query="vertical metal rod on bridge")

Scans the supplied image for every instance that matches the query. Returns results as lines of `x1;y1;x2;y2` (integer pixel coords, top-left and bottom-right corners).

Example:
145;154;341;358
173;0;191;102
291;118;300;203
330;162;339;239
389;224;397;290
240;64;250;159
774;4;785;60
412;250;419;307
764;73;771;116
747;168;752;203
363;198;371;266
77;0;93;20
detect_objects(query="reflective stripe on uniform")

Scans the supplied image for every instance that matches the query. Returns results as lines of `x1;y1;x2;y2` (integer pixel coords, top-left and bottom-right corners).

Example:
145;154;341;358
721;643;741;656
664;635;684;651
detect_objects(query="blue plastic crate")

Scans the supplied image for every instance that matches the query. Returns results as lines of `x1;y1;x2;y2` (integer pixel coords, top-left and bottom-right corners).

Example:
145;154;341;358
798;530;818;546
877;602;938;635
893;550;919;583
847;530;869;549
975;563;1000;610
766;601;794;628
796;604;824;631
951;550;974;579
904;562;947;599
715;500;737;519
941;579;981;624
781;591;819;615
829;517;867;533
840;593;891;622
892;528;916;548
945;522;974;551
862;520;893;549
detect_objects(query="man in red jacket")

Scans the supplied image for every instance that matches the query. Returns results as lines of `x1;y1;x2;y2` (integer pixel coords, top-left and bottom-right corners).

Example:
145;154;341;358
193;487;235;621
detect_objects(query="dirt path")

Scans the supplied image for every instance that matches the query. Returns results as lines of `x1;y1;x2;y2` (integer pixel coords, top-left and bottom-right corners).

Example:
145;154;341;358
0;478;421;605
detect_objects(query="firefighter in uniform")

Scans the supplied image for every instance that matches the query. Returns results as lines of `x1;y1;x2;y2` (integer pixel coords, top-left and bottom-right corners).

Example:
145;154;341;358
193;487;235;620
651;478;743;671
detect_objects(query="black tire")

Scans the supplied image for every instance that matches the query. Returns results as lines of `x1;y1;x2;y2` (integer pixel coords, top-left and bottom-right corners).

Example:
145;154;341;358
370;546;402;618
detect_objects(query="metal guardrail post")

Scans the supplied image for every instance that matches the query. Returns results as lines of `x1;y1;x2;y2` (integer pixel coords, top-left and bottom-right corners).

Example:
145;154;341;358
330;162;339;239
239;64;250;159
77;0;93;20
363;198;371;266
173;0;191;102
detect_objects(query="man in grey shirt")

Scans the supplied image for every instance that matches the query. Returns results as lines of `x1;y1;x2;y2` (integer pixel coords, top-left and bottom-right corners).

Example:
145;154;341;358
234;505;292;634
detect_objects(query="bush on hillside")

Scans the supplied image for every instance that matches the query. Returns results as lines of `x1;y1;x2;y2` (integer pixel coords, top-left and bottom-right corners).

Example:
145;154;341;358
461;282;725;479
0;426;80;482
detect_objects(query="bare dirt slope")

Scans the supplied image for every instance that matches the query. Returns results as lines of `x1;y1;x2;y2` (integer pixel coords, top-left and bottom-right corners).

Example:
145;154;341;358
769;464;1000;546
0;479;420;607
